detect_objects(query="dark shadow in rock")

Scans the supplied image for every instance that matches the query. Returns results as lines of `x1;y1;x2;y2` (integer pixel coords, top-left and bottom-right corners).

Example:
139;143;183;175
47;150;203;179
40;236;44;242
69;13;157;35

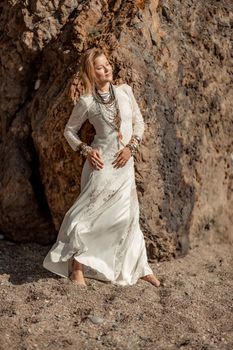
155;88;195;257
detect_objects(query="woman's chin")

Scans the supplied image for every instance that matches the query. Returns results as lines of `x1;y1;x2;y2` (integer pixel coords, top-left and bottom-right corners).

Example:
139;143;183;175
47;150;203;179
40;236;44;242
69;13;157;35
97;77;113;84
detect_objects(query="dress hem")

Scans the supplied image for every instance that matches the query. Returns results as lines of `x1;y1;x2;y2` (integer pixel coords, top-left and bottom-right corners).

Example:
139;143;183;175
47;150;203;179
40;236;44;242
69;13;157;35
43;253;153;286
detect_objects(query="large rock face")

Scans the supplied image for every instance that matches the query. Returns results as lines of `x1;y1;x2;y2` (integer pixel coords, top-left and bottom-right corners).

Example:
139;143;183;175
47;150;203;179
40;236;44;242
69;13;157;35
0;1;232;256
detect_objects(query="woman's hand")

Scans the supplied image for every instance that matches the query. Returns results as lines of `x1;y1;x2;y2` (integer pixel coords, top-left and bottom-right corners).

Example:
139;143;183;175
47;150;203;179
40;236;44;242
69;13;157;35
112;147;131;168
86;148;104;170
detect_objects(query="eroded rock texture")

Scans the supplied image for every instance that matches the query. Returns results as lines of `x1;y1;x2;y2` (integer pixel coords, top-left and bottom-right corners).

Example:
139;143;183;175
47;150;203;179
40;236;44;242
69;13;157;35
0;1;232;257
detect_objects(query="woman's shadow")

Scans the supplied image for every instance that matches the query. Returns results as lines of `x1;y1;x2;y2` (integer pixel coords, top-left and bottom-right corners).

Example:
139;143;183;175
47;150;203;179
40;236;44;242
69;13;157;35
0;239;60;285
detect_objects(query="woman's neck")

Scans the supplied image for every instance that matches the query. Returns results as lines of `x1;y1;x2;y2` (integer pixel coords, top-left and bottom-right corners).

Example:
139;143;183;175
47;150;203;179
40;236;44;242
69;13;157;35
96;82;110;93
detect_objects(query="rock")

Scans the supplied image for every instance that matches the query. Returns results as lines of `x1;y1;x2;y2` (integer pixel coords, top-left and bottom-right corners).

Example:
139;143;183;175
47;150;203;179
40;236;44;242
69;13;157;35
87;315;105;325
0;0;232;260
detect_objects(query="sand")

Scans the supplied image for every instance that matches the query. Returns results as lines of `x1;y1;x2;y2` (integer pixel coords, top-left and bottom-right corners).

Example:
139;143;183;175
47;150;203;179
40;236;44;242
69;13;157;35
0;237;232;350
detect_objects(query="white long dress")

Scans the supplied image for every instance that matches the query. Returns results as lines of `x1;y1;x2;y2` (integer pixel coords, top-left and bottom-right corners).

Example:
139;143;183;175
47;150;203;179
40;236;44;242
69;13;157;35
43;83;154;286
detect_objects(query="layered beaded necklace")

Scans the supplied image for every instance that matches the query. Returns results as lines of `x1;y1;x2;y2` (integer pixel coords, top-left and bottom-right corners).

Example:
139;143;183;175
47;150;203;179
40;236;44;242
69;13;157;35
92;82;125;149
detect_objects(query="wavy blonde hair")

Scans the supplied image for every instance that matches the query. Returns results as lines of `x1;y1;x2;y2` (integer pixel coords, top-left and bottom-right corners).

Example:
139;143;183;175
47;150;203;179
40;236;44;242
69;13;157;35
79;47;109;95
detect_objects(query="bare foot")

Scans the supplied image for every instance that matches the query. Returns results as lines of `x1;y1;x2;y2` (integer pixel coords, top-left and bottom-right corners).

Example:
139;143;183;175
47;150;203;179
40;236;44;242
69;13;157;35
141;274;160;287
69;270;87;286
69;259;87;286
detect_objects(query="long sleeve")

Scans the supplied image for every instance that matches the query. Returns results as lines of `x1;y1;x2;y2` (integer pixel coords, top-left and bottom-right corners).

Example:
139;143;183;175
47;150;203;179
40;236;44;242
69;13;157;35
127;84;145;140
63;97;89;151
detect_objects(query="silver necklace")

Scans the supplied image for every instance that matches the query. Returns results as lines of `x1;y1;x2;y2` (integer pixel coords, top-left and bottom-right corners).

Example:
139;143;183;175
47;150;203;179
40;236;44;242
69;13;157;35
93;83;125;148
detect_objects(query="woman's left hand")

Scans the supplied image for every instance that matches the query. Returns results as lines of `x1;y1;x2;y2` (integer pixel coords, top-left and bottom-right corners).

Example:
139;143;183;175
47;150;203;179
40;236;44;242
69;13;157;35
112;147;131;168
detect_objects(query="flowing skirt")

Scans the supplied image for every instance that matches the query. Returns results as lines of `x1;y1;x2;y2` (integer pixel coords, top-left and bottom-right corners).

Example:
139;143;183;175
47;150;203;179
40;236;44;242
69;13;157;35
43;141;153;286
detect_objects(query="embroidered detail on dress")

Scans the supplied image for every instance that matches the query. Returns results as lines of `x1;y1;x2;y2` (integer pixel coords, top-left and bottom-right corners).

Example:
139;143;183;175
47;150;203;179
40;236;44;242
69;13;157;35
113;183;139;280
58;163;132;269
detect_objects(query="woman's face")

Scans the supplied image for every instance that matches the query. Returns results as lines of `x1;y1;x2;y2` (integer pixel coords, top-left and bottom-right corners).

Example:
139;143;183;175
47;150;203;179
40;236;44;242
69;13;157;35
93;54;113;85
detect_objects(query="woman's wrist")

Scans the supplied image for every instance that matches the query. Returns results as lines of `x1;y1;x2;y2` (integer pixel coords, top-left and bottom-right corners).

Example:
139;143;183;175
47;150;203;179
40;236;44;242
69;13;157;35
78;142;93;158
131;135;141;144
125;135;141;156
125;144;137;157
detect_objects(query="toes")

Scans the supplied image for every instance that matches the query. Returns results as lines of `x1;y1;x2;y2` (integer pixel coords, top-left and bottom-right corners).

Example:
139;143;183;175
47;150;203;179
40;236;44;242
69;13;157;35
141;274;161;287
69;273;87;286
70;278;87;286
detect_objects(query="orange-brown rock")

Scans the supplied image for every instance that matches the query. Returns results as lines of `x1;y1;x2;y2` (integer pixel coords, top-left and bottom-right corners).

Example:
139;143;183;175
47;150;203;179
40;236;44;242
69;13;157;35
0;1;232;257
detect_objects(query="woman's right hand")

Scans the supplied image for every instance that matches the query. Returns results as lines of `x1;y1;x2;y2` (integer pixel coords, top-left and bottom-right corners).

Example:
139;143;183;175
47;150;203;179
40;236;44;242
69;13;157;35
86;148;104;170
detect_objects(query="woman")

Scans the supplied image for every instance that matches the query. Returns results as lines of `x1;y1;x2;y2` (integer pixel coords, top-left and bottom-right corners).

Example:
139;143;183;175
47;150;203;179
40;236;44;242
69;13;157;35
43;47;160;287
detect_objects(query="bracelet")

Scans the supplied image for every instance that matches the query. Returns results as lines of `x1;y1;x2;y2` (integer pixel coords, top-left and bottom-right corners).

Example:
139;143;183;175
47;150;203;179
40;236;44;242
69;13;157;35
125;144;136;156
131;135;141;144
126;143;139;156
125;135;141;156
78;142;93;158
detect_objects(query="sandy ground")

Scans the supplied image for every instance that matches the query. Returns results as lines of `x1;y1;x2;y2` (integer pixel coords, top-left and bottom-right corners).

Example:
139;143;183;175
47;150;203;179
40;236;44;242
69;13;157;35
0;234;232;350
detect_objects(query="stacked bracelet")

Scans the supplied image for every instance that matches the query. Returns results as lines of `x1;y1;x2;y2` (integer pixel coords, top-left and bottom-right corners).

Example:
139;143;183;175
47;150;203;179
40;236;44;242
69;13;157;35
78;142;93;158
125;135;141;156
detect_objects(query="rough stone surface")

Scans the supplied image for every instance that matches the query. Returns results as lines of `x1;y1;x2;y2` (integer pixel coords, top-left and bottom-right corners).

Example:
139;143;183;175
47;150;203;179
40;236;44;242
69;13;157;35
0;1;232;257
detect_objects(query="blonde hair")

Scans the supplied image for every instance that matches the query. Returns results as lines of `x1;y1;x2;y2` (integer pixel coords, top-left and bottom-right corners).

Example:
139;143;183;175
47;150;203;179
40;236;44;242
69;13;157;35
79;47;109;95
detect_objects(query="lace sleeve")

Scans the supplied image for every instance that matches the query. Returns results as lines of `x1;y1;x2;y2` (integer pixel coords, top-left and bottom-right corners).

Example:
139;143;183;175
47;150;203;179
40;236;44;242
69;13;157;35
126;84;145;140
63;97;89;151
